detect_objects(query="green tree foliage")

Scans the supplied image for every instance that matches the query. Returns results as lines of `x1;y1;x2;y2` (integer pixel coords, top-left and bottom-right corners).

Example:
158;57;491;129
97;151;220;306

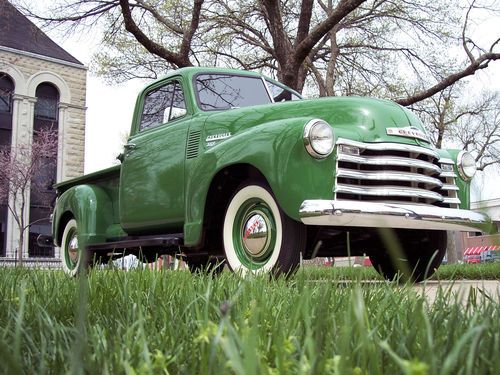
413;85;499;171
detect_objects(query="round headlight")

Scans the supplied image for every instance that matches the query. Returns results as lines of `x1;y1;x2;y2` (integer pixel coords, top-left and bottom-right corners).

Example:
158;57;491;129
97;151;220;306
303;119;334;159
457;151;476;181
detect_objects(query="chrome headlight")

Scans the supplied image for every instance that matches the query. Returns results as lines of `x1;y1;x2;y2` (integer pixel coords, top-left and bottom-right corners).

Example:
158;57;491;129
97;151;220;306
303;119;334;159
457;151;476;181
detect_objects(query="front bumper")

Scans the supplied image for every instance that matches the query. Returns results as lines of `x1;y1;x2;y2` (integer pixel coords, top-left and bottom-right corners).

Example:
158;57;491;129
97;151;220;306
299;200;494;233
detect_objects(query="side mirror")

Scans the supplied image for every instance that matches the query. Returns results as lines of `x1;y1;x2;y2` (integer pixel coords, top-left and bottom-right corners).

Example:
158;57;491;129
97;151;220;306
170;107;186;120
163;107;186;123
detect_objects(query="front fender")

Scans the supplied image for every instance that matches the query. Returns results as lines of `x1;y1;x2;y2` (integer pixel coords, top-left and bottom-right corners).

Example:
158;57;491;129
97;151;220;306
53;185;114;247
184;118;335;245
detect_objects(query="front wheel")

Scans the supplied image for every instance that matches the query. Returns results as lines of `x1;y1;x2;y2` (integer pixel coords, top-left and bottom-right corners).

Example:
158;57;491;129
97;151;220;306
222;182;305;276
60;219;87;276
370;230;447;282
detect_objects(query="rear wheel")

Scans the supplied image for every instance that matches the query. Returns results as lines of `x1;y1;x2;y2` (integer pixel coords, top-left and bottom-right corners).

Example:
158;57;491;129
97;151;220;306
222;182;305;276
370;230;447;282
60;219;88;276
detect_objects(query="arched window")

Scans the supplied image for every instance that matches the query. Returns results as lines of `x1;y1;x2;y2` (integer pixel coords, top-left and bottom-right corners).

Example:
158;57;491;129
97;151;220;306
34;83;59;122
0;74;14;143
29;83;59;258
0;74;14;257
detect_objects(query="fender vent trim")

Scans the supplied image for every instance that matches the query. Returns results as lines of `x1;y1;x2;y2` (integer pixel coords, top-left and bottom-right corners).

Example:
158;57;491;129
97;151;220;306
186;130;201;159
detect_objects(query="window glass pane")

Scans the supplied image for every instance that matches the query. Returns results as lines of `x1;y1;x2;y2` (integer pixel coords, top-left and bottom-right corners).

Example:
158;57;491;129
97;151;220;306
0;90;11;112
30;83;59;258
28;152;57;258
168;83;186;121
196;75;271;110
140;81;186;131
0;204;6;257
0;129;11;146
0;76;13;257
28;207;53;258
265;80;301;102
35;97;58;120
35;84;59;120
0;76;14;113
140;84;173;131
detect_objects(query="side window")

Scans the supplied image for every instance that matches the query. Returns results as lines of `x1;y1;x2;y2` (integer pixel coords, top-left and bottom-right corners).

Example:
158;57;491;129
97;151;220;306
139;81;186;131
168;83;187;121
265;80;301;102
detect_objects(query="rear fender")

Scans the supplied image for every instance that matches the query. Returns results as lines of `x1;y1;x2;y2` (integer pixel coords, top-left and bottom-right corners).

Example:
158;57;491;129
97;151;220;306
53;185;114;247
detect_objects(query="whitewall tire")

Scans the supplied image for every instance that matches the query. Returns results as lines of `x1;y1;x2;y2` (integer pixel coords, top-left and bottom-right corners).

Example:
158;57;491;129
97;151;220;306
60;219;84;276
222;182;305;276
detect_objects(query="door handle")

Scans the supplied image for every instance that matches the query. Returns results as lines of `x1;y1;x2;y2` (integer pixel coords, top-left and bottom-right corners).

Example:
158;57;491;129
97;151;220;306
124;143;137;151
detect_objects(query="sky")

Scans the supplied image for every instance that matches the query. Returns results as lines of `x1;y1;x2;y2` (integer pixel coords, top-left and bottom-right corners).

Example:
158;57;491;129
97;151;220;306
25;1;500;201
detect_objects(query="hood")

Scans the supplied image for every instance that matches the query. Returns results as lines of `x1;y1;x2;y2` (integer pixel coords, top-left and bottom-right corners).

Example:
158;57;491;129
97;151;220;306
203;96;432;147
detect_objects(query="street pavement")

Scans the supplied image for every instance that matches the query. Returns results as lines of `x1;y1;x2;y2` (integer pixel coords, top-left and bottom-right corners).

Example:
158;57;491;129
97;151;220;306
412;280;500;304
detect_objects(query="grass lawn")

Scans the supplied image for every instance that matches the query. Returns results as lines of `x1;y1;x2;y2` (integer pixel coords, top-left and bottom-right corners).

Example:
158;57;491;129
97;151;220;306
304;262;500;281
433;263;500;280
0;264;498;374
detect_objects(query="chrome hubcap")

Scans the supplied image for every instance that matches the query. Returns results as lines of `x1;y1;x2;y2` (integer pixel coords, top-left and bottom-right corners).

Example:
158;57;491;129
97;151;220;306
242;213;270;257
68;235;79;264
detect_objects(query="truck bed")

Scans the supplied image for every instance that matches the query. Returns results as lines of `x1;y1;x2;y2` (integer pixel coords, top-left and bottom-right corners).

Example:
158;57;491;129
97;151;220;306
54;165;121;195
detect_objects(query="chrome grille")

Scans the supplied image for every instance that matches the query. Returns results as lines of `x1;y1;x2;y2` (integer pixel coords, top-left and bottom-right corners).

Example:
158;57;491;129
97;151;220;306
335;139;460;208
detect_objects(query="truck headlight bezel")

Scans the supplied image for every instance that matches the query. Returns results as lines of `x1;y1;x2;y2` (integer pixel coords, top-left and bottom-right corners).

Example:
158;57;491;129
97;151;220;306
457;150;476;181
303;119;335;159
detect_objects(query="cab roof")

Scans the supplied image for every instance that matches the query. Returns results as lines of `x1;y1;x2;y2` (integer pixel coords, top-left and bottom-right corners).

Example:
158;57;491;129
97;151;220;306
143;67;298;96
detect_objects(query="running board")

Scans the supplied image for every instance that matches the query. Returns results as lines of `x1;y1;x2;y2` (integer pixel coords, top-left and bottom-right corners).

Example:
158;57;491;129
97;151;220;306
86;233;183;253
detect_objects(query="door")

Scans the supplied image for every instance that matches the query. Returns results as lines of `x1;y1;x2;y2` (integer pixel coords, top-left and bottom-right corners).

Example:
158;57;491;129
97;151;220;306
119;79;189;233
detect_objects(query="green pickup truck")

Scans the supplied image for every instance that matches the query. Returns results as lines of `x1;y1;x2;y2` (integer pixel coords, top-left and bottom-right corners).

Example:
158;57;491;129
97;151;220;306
51;67;493;280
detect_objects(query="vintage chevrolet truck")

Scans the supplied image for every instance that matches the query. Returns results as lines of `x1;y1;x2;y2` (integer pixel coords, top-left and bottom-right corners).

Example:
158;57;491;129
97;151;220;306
50;67;494;280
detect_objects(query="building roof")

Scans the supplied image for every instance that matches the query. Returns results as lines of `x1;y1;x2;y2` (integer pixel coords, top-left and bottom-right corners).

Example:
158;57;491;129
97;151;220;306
0;0;83;66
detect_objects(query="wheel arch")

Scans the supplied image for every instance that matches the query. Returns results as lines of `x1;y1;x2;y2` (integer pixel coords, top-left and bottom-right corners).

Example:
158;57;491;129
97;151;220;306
205;164;268;212
205;164;267;238
54;211;74;246
188;163;269;252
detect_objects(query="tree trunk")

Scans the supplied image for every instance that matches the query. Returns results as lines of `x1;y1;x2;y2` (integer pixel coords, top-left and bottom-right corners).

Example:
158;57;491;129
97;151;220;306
17;200;25;266
17;235;23;266
446;231;457;264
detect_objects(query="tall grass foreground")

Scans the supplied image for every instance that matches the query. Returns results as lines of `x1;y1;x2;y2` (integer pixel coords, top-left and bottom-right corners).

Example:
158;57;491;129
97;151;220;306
0;267;498;374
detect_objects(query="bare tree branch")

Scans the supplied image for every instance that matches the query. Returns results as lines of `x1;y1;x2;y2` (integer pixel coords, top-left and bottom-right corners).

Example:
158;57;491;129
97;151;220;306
20;0;499;105
118;0;193;67
396;52;500;106
134;0;183;34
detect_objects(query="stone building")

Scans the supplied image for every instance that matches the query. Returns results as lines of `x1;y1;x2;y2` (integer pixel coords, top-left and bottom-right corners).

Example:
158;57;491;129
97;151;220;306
0;0;86;263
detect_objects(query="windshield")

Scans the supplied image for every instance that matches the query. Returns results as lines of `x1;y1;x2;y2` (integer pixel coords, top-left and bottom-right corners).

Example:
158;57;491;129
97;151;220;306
265;79;302;102
196;74;271;110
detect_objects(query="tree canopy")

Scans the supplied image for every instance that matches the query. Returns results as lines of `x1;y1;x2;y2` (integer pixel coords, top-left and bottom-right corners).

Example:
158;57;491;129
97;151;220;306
20;0;500;168
23;0;500;102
